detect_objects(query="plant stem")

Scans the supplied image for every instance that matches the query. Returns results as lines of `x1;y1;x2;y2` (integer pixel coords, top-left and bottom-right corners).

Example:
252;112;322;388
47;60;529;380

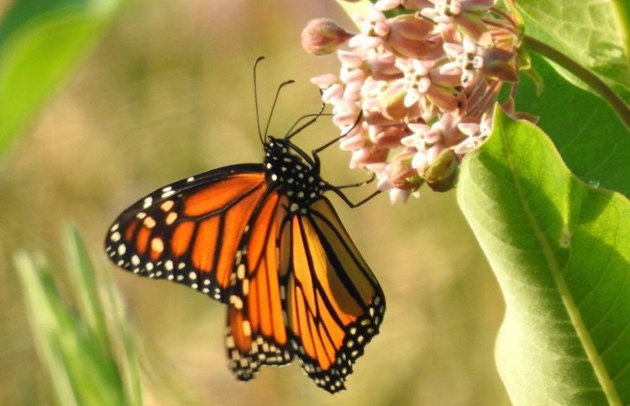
523;35;630;129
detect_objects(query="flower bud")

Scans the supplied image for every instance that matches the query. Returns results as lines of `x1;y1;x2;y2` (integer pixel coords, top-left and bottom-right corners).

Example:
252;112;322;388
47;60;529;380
421;149;459;191
387;151;422;189
302;19;352;56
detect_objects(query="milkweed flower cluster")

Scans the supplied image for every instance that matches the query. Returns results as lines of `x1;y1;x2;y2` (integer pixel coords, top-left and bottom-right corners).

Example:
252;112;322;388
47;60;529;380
302;0;522;203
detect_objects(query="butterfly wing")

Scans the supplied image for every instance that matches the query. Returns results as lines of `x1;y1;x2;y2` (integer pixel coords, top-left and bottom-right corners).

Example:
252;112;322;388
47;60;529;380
226;191;294;379
105;163;267;302
287;197;385;393
225;194;385;393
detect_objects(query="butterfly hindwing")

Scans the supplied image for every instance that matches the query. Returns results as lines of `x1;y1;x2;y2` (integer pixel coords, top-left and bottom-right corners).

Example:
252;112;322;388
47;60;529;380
226;192;293;379
105;164;266;303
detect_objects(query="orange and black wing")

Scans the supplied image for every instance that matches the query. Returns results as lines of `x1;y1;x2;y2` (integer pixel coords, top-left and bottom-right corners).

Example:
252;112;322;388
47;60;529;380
225;191;294;379
225;195;385;393
287;197;384;393
105;164;267;303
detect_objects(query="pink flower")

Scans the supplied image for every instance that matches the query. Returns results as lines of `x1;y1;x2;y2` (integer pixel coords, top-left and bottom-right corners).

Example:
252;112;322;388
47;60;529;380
304;0;520;203
401;113;462;171
386;15;437;59
302;19;353;56
349;7;390;51
454;112;492;155
442;38;517;85
382;58;460;118
421;0;495;43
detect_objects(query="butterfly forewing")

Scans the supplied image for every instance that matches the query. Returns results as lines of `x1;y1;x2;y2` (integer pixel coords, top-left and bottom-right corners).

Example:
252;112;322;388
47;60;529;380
105;164;266;302
285;198;385;393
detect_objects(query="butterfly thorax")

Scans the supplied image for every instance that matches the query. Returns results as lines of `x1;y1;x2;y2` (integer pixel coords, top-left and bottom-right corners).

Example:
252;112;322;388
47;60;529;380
263;137;326;211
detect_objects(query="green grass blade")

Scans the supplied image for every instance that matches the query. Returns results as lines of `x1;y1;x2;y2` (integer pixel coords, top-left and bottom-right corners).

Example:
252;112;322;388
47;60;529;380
15;228;143;405
64;226;110;351
15;252;81;406
100;261;143;406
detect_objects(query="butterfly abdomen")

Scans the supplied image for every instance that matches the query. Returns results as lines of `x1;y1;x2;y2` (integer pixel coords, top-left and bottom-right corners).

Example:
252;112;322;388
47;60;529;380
264;137;326;212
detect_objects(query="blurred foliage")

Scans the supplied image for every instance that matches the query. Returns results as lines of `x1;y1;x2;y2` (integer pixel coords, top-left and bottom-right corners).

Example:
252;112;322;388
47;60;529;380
0;0;123;157
517;0;630;103
0;1;509;405
459;109;630;405
15;227;141;405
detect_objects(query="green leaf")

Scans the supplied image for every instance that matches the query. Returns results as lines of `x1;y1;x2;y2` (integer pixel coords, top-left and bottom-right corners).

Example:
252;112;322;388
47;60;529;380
0;0;122;157
516;54;630;198
15;227;142;406
517;0;630;103
457;107;630;405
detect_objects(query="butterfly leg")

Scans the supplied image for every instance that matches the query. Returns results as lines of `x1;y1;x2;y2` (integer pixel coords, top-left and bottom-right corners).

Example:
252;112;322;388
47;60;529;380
310;111;363;167
332;172;376;190
327;187;381;208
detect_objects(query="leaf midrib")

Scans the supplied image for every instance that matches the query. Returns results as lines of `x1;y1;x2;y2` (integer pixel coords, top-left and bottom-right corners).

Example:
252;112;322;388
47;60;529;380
498;120;622;405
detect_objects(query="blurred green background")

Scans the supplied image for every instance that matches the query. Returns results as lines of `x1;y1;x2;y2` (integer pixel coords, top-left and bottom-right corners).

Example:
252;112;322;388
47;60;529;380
0;0;509;404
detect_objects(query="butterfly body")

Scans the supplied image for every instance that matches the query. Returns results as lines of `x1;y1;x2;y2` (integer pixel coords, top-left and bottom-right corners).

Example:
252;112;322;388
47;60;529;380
105;135;385;393
263;136;325;210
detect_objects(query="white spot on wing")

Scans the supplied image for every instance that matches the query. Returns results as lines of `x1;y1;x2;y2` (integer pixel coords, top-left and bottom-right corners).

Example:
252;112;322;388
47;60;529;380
160;200;174;211
165;212;178;225
151;238;164;253
230;295;243;309
242;320;251;336
237;264;246;279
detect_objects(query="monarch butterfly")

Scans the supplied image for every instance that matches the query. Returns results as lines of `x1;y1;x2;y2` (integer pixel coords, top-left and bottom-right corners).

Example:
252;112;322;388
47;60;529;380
104;59;385;393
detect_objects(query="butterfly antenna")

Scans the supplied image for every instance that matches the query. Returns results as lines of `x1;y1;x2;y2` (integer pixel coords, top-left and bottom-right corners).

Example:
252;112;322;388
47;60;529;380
254;56;266;145
264;79;295;139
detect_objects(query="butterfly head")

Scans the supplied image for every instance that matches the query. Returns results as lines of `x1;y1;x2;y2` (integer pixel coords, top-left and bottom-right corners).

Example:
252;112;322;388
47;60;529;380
263;137;326;209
